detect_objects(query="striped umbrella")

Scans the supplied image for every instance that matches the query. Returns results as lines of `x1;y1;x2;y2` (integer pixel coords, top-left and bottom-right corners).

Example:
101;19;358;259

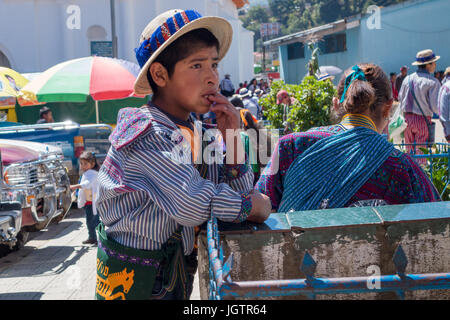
18;56;145;123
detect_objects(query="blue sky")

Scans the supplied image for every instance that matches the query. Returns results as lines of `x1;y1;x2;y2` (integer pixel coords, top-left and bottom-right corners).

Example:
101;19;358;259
248;0;269;6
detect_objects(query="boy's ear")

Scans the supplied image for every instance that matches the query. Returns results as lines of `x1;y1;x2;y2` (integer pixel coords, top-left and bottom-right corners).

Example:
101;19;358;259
149;62;169;88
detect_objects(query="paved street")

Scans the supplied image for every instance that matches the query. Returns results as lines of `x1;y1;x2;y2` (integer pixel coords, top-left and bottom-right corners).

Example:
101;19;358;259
0;208;201;300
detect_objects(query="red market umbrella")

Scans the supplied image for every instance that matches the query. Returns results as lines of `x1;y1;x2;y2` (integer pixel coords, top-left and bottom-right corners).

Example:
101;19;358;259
19;56;145;123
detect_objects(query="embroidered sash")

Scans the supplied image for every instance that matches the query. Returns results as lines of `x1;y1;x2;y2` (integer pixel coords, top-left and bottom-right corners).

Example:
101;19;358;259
95;223;189;300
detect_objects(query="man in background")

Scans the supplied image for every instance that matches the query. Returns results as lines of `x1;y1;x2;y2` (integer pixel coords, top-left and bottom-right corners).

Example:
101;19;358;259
395;65;408;94
219;74;235;97
398;49;441;163
36;106;54;124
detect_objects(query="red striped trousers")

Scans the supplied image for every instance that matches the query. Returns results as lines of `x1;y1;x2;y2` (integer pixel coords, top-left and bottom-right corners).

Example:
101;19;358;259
404;113;430;165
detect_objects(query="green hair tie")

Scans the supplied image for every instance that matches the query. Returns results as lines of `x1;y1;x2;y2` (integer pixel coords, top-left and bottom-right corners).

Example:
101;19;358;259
340;65;367;103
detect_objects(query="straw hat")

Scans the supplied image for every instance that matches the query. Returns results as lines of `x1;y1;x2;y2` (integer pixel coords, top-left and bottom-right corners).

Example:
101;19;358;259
317;73;335;82
134;9;233;95
238;87;251;99
39;106;51;117
412;49;440;66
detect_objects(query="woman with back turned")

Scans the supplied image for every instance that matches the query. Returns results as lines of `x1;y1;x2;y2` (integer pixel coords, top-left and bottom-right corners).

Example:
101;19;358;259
255;63;440;213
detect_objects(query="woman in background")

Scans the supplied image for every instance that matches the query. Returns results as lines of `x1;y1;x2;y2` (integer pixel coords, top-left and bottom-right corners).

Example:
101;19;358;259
255;63;440;212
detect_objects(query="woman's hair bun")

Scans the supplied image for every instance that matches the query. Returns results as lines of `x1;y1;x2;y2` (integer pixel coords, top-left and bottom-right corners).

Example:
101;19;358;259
342;79;376;114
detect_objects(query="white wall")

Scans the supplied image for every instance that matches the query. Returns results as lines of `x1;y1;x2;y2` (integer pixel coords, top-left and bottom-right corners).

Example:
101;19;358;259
0;0;253;86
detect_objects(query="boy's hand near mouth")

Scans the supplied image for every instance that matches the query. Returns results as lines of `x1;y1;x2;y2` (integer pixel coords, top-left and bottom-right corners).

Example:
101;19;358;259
208;93;245;165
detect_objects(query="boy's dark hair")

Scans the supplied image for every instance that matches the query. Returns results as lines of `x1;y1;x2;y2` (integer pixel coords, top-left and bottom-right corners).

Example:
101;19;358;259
79;151;100;171
146;28;220;96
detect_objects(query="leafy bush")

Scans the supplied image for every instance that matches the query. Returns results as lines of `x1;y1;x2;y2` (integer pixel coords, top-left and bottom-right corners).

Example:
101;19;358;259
259;80;287;129
259;77;336;132
420;146;450;201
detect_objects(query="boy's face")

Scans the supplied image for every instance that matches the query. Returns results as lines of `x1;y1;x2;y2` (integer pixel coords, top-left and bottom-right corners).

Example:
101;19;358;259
163;46;220;117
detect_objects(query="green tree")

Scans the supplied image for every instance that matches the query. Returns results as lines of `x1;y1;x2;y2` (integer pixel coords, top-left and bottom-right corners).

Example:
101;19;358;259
268;0;298;26
251;0;410;37
318;0;342;23
248;5;270;23
241;5;271;52
242;0;410;53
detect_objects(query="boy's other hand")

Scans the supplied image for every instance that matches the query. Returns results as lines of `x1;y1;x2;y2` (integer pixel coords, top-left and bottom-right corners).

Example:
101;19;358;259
246;191;271;223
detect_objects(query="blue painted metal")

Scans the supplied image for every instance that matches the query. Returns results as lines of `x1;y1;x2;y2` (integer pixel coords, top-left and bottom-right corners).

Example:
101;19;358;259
393;245;408;276
207;215;225;300
300;251;317;280
299;252;317;300
207;216;450;300
218;273;450;299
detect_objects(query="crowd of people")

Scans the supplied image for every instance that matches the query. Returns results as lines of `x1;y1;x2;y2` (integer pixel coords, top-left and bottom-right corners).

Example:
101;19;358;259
388;50;450;166
206;74;271;125
67;8;448;301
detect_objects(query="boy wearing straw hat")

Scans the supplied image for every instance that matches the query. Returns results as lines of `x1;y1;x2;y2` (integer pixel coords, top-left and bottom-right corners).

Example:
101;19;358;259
94;9;271;300
398;49;441;163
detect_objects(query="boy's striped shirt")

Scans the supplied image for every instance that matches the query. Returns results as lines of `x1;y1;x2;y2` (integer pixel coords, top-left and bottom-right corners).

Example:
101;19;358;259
97;105;253;255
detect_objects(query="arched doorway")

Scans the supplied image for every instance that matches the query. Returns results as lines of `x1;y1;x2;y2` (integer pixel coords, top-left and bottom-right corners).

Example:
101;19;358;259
0;50;11;68
87;25;107;41
87;25;112;57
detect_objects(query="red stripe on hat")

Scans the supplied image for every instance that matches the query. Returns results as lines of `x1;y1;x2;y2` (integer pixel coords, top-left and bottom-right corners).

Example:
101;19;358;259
181;11;190;25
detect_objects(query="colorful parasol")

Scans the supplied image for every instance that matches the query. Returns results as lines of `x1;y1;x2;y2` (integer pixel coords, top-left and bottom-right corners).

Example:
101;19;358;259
0;67;29;107
18;56;145;123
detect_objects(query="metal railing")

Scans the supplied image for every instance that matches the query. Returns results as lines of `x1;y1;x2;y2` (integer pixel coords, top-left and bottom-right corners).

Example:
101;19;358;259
207;215;450;300
394;141;449;199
